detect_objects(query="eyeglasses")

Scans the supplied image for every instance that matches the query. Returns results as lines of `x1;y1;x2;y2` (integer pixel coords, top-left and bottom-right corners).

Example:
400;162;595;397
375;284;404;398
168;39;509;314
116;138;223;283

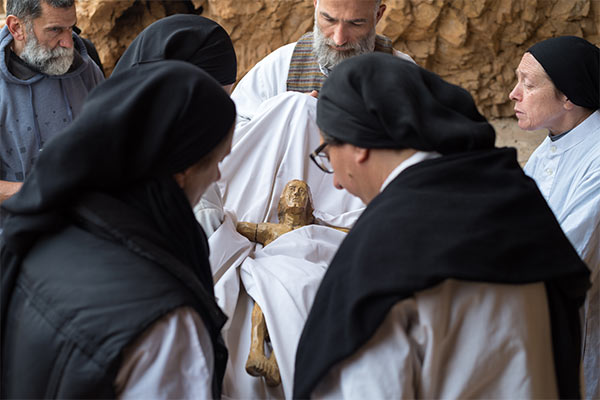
309;142;334;173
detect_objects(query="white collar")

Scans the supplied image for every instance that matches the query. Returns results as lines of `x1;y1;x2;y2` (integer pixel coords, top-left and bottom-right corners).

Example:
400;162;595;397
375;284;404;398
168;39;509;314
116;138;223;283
380;151;441;193
545;110;600;153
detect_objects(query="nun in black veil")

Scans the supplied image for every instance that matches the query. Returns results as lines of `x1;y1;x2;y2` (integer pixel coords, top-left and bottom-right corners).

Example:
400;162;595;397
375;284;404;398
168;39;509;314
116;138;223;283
1;60;235;398
112;13;238;238
112;13;237;90
296;53;590;399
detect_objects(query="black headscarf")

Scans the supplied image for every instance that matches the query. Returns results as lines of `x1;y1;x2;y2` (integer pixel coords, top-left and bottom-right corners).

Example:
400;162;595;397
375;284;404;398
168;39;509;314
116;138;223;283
112;14;237;85
528;36;600;110
317;52;495;153
1;61;236;395
295;54;590;398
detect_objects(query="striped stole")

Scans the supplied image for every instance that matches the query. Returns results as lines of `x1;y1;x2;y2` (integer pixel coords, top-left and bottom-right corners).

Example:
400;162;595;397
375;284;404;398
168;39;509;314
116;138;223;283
286;32;394;92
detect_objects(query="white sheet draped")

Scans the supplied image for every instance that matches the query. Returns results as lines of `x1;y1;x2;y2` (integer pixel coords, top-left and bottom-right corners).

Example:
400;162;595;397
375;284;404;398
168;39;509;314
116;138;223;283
218;91;365;228
207;92;365;398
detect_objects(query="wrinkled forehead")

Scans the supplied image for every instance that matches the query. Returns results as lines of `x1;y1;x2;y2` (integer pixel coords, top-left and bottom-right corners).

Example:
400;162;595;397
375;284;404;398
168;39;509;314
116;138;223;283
515;53;554;86
33;2;77;29
517;53;553;82
316;0;379;15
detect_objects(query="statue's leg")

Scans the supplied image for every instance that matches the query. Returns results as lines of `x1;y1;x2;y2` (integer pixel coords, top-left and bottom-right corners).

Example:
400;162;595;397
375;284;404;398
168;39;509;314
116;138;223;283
245;302;281;386
246;302;268;376
264;346;281;387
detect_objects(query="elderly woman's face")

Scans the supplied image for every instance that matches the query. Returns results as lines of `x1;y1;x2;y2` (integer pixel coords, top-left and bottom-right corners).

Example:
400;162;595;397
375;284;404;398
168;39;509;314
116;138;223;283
509;53;568;134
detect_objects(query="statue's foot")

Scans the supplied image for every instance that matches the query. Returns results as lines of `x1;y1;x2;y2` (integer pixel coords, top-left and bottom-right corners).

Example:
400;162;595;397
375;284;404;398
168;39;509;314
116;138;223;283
246;352;268;377
264;355;281;387
245;352;281;386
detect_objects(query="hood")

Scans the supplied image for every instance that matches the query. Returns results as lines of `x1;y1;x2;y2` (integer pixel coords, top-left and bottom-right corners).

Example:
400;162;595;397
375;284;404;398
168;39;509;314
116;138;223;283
0;25;92;85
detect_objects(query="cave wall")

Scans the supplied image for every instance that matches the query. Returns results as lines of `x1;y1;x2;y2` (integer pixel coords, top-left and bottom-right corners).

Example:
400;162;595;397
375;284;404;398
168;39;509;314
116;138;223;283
1;0;598;118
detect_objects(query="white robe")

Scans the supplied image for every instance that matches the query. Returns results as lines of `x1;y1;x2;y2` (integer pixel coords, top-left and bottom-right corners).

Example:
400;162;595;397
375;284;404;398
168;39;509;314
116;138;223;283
231;41;414;127
115;307;214;399
524;110;600;399
314;280;559;399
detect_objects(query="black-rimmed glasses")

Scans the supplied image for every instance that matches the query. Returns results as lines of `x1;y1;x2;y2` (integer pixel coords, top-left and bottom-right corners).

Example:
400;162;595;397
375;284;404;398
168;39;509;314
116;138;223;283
309;142;334;173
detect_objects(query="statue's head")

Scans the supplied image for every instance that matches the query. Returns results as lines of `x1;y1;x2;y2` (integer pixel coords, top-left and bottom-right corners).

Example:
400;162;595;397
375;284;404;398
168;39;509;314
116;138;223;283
277;179;315;224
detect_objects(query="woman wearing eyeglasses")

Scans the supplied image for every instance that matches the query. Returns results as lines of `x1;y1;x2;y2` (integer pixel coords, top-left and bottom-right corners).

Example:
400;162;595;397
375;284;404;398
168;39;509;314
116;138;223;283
297;53;590;399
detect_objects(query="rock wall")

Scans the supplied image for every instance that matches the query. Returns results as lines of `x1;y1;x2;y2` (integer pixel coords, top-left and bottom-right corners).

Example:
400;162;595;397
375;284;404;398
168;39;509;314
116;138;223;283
1;0;598;119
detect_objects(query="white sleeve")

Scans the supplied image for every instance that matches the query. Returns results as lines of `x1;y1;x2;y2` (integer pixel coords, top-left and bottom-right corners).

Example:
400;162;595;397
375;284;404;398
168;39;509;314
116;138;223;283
556;167;600;275
313;280;558;399
115;306;214;400
312;300;419;399
231;43;296;124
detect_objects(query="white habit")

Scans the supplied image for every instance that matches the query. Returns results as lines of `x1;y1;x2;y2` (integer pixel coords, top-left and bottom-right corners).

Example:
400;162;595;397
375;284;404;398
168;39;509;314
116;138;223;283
314;280;559;399
524;110;600;399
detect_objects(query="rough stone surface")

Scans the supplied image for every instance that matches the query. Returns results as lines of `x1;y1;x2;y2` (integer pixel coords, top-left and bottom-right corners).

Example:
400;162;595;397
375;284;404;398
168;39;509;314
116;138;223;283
75;0;597;119
1;0;598;118
0;0;596;158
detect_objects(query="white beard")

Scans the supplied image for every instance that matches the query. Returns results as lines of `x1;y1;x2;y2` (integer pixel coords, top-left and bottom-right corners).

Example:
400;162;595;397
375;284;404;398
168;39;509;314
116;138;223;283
312;15;376;70
20;25;74;76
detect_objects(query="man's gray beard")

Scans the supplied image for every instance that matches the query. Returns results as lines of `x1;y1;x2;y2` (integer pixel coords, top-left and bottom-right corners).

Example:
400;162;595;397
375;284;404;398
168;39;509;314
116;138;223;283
312;18;376;70
20;25;74;75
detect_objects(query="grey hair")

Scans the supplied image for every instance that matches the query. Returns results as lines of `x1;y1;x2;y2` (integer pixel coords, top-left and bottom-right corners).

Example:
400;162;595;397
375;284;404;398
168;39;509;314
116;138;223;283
7;0;74;20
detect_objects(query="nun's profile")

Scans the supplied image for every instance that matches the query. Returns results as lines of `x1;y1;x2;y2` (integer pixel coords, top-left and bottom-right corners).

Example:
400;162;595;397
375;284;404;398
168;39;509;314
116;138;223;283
509;36;600;400
1;60;235;398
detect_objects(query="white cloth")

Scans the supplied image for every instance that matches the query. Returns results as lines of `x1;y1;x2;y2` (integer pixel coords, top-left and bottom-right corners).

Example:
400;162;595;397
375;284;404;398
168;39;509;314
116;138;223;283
219;91;365;228
115;306;214;399
231;43;295;126
524;110;600;399
199;95;365;400
231;41;414;127
314;279;558;399
213;39;411;399
209;92;366;398
212;223;346;399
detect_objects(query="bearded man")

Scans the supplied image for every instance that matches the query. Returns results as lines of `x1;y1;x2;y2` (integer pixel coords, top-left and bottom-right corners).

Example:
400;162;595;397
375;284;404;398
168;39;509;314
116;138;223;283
213;0;411;238
231;0;413;125
0;0;104;206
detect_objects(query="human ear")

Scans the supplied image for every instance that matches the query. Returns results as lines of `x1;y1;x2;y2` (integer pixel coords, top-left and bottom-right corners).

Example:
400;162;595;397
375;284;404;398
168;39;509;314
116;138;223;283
376;4;386;22
563;99;575;111
173;171;186;189
5;16;26;42
354;146;369;164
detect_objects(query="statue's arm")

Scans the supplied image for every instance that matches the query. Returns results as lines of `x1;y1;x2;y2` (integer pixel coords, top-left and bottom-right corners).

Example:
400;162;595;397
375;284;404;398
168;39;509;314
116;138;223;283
236;222;259;243
256;223;277;245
